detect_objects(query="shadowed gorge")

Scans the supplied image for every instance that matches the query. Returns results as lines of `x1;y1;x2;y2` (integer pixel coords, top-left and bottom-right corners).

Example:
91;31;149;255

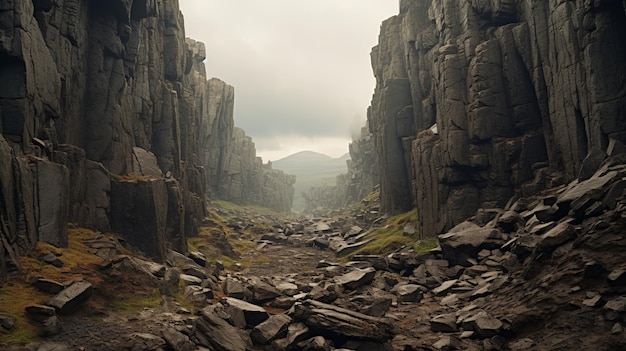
1;1;626;350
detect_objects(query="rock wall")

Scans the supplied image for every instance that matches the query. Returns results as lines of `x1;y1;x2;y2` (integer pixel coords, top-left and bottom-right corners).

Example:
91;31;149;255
0;0;294;279
197;79;295;212
343;124;379;205
366;0;626;236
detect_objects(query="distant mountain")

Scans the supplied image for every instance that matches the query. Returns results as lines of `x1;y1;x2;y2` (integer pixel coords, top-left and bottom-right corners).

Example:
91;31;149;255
272;151;350;212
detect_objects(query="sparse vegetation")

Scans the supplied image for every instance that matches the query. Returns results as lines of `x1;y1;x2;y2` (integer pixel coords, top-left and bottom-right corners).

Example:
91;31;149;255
413;237;438;252
343;208;423;257
111;288;162;312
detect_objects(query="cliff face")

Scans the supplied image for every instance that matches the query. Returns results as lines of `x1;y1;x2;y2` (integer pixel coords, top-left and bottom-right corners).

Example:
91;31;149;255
198;79;294;211
367;0;626;236
0;0;293;279
344;124;379;205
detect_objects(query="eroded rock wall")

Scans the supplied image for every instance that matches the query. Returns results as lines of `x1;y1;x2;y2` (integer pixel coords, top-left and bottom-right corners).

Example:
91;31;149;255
0;0;294;274
344;124;379;205
367;0;626;236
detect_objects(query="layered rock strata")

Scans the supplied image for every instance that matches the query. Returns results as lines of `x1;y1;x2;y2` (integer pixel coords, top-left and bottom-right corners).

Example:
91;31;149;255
366;0;626;236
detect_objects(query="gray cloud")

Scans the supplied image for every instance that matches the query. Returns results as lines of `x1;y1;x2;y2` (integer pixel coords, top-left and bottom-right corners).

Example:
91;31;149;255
179;0;398;159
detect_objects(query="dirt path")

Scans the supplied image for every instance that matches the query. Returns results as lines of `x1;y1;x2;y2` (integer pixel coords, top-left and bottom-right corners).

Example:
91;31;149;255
239;242;335;278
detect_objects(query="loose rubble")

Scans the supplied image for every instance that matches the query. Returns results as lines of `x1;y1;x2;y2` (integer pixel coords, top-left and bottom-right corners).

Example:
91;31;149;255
4;156;626;350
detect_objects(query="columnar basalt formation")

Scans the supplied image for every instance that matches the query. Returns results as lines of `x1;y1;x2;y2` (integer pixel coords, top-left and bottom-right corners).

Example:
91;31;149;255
0;0;294;279
366;0;626;236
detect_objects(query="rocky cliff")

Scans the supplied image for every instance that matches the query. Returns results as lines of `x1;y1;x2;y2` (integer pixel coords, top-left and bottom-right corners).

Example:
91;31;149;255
344;123;379;205
200;79;295;212
365;0;626;236
0;0;293;281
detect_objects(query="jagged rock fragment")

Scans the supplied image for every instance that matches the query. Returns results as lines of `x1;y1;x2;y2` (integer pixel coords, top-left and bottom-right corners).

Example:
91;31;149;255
250;313;292;345
220;297;269;329
193;305;250;351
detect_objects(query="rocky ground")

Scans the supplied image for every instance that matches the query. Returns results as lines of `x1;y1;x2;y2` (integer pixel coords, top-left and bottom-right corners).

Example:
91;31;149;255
2;158;626;350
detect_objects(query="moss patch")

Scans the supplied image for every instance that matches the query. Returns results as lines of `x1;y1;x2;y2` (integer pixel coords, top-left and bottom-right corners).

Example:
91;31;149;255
111;288;162;313
344;208;420;257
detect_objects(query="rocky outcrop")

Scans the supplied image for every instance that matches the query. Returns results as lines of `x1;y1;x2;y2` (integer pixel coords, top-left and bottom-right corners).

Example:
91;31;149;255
366;0;626;236
199;79;295;212
0;0;293;281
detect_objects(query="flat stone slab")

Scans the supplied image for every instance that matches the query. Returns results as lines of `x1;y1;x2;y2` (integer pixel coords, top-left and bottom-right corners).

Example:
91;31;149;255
45;281;93;314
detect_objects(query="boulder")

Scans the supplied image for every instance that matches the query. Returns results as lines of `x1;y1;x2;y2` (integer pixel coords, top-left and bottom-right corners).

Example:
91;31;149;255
193;305;250;351
391;283;424;303
462;311;502;338
188;251;207;267
45;280;93;314
293;300;394;341
438;224;506;266
430;313;458;332
271;322;310;350
350;295;393;317
220;297;269;328
224;277;246;299
536;222;577;251
161;327;196;351
31;278;65;294
250;313;292;345
432;335;462;350
334;267;376;290
248;277;282;303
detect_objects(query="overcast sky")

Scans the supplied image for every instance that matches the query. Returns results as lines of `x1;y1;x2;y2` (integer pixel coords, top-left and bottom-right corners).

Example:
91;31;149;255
178;0;398;161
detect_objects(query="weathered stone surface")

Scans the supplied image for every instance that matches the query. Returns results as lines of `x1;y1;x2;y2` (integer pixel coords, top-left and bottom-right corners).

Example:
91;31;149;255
350;295;393;317
430;313;458;333
355;0;626;237
161;327;196;351
223;277;246;299
193;305;250;351
439;224;506;266
536;222;577;251
109;179;168;262
250;313;292;345
293;300;394;341
463;311;502;338
391;283;424;303
271;322;310;350
31;277;65;294
248;277;282;303
334;267;376;290
45;280;93;314
220;297;269;329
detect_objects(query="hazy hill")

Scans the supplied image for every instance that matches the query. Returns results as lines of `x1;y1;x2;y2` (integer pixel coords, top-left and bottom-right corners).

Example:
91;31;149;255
272;151;350;212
